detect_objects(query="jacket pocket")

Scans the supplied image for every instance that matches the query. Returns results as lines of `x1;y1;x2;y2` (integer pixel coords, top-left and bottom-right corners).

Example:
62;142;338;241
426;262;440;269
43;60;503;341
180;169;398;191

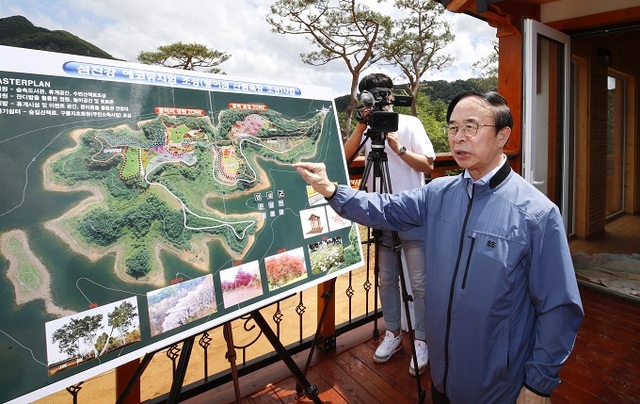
459;230;528;297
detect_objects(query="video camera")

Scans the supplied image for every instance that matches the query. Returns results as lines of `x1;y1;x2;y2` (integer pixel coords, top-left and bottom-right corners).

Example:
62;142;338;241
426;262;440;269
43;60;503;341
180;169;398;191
357;87;413;134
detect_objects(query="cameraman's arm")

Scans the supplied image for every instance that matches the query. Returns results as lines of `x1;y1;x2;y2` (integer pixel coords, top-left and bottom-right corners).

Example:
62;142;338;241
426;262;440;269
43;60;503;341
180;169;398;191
387;132;434;175
399;151;434;175
343;121;368;161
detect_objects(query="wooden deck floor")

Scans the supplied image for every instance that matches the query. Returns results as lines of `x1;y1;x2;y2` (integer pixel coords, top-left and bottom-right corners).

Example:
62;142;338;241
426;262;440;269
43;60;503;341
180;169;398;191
187;215;640;403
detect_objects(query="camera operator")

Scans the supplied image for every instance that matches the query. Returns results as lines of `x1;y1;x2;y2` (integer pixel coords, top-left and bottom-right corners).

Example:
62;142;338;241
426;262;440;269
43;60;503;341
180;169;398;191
344;73;435;376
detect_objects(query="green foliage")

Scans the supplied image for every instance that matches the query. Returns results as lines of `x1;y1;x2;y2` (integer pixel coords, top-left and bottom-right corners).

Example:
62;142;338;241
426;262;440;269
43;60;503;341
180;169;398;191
140;119;169;144
76;192;196;267
381;0;455;115
125;248;151;279
160;210;192;249
78;208;123;246
397;94;449;152
121;194;166;238
50;132;116;184
51;315;104;359
137;41;230;74
421;78;497;105
107;301;137;333
334;94;352;113
93;300;139;355
95;332;110;355
106;173;139;199
267;0;394;137
342;225;363;266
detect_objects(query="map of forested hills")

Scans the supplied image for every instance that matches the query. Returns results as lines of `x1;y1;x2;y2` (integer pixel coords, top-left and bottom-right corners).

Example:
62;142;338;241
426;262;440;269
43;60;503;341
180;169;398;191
48;106;329;282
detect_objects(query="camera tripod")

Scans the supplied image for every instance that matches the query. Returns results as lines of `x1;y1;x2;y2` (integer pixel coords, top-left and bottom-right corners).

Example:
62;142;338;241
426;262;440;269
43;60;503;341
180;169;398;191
351;131;427;403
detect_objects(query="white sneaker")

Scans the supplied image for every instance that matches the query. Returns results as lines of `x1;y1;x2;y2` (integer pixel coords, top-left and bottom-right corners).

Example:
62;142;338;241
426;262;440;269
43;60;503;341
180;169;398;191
373;330;402;363
409;340;429;376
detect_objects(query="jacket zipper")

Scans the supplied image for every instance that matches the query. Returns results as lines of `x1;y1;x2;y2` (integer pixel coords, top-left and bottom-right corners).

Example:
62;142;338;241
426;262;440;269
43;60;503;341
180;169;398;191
461;237;476;289
442;183;475;394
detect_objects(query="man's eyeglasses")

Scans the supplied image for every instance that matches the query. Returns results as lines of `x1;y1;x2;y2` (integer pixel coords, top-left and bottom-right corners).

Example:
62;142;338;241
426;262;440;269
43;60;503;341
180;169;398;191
444;122;495;138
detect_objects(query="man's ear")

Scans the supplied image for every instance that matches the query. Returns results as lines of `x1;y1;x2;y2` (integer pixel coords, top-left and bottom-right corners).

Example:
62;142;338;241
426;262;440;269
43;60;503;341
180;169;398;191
498;127;511;148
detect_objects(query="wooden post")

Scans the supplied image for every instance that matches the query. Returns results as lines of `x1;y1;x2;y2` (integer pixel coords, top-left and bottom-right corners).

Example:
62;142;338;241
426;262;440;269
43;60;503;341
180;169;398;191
116;360;140;404
497;28;524;174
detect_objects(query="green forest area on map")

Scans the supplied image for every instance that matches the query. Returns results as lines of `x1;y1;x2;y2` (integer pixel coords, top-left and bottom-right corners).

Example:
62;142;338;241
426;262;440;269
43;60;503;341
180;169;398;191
49;107;329;281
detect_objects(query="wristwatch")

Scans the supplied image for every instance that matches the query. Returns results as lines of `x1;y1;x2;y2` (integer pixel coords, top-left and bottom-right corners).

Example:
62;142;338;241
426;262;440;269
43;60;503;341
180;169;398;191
397;146;407;156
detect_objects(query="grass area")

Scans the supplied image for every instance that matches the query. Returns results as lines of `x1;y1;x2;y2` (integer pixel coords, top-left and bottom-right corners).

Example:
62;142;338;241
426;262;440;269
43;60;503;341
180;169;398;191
121;147;141;179
167;124;189;143
5;235;41;292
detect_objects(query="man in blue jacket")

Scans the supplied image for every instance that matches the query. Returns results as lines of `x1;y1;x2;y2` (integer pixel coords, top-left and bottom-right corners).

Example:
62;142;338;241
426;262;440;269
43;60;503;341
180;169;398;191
294;91;584;403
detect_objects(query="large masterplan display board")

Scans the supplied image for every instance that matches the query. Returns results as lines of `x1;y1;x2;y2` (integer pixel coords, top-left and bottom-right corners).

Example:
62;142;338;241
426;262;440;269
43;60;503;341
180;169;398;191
0;45;363;403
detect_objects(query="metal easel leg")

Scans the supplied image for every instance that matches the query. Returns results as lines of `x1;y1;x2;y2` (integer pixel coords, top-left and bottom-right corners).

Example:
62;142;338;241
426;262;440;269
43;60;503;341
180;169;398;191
250;310;322;404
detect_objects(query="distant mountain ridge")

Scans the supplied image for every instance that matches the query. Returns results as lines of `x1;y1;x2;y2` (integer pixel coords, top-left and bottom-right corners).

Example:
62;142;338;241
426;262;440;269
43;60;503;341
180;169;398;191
334;75;496;111
0;15;115;59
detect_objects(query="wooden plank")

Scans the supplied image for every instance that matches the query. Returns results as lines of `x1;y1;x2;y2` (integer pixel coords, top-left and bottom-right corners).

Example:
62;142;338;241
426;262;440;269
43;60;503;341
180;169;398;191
311;357;379;403
553;284;640;404
350;337;430;403
247;368;347;404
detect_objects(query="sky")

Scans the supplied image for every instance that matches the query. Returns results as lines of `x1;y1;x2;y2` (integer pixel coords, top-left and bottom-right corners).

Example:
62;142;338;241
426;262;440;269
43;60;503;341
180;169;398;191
0;0;496;97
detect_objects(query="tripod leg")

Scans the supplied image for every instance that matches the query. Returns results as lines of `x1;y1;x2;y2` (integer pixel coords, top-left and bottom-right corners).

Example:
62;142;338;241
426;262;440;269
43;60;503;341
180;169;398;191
372;226;381;341
360;156;384;342
379;156;427;403
392;232;426;403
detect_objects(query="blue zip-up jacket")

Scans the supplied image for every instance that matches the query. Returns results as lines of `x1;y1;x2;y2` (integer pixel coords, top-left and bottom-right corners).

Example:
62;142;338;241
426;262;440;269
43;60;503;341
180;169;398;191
328;161;583;403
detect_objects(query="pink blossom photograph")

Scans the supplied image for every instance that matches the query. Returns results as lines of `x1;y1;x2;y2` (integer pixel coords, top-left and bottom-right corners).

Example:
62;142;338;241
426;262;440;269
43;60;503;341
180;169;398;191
220;260;264;308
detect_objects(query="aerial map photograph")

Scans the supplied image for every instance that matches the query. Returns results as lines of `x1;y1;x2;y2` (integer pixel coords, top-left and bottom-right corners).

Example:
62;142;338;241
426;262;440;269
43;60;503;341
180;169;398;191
0;45;363;403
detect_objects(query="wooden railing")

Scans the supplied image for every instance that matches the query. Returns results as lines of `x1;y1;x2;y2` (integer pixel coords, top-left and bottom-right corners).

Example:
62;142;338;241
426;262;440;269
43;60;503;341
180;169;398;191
349;152;463;188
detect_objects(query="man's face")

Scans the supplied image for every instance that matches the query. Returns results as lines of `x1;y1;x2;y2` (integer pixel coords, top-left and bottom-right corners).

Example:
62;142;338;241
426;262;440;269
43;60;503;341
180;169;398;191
447;96;507;180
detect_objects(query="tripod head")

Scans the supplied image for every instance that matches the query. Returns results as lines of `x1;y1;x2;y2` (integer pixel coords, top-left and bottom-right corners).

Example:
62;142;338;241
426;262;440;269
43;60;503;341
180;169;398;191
346;126;390;168
366;130;390;166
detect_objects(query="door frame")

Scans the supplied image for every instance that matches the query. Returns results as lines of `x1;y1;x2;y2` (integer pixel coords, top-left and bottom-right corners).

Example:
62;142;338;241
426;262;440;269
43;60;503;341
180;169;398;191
522;18;572;230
